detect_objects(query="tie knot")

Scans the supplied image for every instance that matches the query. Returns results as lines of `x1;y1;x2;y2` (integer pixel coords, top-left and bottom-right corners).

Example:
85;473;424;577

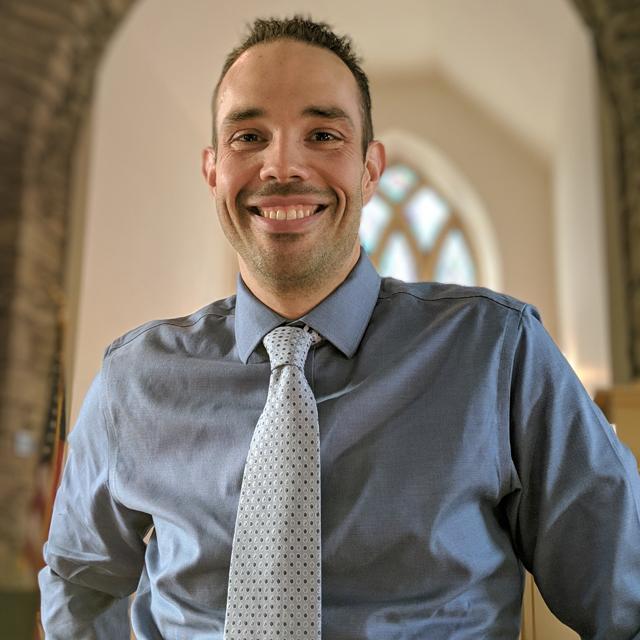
263;326;318;370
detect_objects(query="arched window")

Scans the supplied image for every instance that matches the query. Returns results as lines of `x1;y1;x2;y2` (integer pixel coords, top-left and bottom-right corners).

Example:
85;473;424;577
360;131;502;290
360;163;478;285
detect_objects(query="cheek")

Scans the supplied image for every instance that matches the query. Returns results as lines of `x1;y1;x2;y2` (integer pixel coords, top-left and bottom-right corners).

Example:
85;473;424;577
326;161;361;192
218;160;260;199
331;156;365;190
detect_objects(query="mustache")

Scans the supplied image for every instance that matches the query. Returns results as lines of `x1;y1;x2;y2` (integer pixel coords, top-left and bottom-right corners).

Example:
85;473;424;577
238;184;334;201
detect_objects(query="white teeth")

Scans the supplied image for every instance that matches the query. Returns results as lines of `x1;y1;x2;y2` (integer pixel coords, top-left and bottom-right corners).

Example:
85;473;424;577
258;205;319;220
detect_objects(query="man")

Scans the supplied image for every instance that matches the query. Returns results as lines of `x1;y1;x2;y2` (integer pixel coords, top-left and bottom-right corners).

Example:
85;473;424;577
40;15;640;639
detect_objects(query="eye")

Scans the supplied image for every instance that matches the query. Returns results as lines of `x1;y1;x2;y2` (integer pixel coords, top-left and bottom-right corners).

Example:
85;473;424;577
231;132;262;144
310;131;339;142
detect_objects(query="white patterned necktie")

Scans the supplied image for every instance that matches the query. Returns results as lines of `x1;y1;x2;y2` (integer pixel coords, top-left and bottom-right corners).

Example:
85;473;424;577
224;325;322;640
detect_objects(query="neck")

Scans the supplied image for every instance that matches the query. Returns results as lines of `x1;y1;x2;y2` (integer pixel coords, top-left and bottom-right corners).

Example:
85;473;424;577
239;249;360;319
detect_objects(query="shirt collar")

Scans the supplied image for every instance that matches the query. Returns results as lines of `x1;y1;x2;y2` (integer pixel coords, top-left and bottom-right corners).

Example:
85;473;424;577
234;250;381;363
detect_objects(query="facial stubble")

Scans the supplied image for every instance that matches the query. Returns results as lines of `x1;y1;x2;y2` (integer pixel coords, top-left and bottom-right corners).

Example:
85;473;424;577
219;183;364;298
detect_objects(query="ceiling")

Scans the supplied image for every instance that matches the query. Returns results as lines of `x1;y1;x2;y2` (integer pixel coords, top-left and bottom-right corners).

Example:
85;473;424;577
107;0;593;160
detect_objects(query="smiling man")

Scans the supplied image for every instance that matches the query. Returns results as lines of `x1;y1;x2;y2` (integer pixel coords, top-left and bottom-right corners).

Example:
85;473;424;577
39;15;640;640
204;36;384;319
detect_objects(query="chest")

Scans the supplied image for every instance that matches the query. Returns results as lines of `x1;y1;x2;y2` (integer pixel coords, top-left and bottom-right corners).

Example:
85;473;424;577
112;342;508;548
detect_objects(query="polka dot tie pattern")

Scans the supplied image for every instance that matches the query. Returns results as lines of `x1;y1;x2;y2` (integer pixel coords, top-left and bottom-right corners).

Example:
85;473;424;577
224;325;322;640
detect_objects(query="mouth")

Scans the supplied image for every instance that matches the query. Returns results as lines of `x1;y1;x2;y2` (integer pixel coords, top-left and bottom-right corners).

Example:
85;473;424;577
247;204;328;220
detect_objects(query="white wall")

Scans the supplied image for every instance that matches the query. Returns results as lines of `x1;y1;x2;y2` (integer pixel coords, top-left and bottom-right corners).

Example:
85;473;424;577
69;13;237;424
371;70;557;340
552;6;611;392
69;0;611;423
69;0;609;419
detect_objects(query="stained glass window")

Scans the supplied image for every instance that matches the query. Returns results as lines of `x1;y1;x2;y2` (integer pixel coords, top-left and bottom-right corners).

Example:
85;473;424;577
379;232;418;282
378;165;418;202
434;230;476;286
360;162;478;285
359;194;391;254
405;187;449;251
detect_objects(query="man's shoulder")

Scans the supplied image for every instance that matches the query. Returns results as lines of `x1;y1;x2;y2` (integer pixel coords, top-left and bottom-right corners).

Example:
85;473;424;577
378;277;530;316
104;293;237;358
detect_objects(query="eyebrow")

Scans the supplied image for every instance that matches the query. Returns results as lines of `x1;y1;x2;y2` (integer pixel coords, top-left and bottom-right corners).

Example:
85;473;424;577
221;108;266;127
302;105;355;129
221;105;355;130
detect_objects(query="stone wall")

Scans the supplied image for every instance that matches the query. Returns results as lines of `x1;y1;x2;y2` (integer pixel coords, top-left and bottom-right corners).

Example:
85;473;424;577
573;0;640;380
0;0;136;594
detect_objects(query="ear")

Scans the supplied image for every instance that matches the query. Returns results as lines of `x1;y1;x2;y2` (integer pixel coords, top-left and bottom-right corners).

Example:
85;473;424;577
361;140;386;205
201;146;217;192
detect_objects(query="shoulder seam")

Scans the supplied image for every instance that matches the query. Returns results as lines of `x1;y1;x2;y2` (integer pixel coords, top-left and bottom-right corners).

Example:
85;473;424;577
497;302;530;494
377;289;525;313
106;308;234;356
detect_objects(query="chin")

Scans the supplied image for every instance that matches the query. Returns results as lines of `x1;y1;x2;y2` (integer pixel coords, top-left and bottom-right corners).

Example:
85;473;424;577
257;260;320;290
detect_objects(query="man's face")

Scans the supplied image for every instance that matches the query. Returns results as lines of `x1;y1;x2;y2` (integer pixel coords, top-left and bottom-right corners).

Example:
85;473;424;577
203;39;384;294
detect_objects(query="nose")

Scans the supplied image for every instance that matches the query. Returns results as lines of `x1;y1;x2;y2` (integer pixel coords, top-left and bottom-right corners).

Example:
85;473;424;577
259;133;310;182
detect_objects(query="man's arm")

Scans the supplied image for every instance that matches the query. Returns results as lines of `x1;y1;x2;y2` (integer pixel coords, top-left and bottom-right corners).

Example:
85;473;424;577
505;306;640;638
39;369;152;639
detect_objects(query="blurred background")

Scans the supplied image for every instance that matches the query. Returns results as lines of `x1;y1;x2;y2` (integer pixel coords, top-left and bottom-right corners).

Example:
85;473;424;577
1;0;639;638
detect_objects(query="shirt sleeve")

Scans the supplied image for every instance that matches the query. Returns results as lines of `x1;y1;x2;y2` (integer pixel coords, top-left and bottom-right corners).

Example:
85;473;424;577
505;305;640;638
38;367;152;639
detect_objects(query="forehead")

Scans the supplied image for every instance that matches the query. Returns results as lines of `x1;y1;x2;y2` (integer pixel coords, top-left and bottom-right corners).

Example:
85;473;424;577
216;40;361;126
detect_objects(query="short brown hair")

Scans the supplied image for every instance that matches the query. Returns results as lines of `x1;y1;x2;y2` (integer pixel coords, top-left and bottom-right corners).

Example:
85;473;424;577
211;15;374;156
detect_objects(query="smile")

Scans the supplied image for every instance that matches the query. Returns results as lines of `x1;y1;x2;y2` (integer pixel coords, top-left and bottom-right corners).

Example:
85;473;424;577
250;204;326;220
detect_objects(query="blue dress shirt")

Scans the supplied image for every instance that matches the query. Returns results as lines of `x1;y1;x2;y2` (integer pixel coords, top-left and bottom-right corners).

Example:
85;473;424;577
39;251;640;639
